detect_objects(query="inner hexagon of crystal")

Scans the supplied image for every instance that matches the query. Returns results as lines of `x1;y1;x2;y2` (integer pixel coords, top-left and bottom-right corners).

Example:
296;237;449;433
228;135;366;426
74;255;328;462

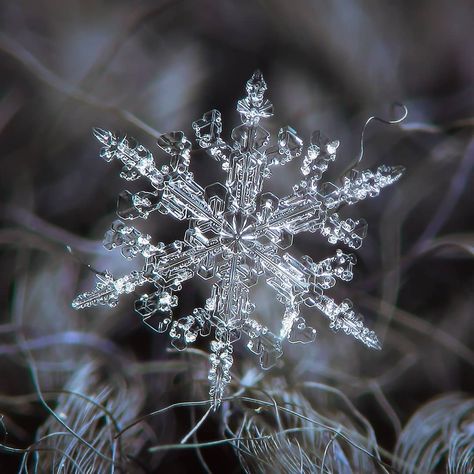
219;211;257;254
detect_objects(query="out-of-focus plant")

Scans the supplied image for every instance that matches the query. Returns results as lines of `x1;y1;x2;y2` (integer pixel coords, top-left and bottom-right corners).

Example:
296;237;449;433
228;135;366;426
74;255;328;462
224;372;384;473
394;393;474;474
32;360;149;473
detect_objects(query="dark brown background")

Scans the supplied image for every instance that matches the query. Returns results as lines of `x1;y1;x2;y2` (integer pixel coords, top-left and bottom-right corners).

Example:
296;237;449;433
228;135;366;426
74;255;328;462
0;0;473;472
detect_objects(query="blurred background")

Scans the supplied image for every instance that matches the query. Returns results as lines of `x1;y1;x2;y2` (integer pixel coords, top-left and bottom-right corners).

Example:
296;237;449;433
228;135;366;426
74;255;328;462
0;0;473;472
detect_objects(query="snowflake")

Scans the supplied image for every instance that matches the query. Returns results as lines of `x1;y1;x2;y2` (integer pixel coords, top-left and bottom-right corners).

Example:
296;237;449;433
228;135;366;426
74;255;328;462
72;71;404;408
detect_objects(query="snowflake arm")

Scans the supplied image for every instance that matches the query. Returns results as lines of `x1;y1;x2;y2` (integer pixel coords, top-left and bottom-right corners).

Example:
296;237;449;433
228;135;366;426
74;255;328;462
73;71;403;408
72;270;147;310
95;127;221;229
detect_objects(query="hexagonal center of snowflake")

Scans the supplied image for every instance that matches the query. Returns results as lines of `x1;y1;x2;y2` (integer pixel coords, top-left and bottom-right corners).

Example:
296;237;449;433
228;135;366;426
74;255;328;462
219;212;257;254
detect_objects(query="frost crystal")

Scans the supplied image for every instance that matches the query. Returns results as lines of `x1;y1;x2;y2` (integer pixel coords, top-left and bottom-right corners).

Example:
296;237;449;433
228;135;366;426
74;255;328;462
73;71;404;408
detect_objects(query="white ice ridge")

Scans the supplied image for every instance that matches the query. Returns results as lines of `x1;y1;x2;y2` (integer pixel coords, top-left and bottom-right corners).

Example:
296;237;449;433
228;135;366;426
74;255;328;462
73;71;404;408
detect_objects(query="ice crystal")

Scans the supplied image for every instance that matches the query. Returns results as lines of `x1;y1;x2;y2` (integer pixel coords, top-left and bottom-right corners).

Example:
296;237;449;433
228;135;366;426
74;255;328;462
72;71;404;408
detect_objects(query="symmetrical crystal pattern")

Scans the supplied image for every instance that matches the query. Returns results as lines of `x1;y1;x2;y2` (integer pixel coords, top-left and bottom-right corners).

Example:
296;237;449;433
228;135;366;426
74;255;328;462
73;71;404;408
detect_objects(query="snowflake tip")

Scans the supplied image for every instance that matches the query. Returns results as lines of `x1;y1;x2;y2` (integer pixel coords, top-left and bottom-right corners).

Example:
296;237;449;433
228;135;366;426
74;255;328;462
250;69;264;84
92;127;113;145
389;164;405;181
368;335;382;351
